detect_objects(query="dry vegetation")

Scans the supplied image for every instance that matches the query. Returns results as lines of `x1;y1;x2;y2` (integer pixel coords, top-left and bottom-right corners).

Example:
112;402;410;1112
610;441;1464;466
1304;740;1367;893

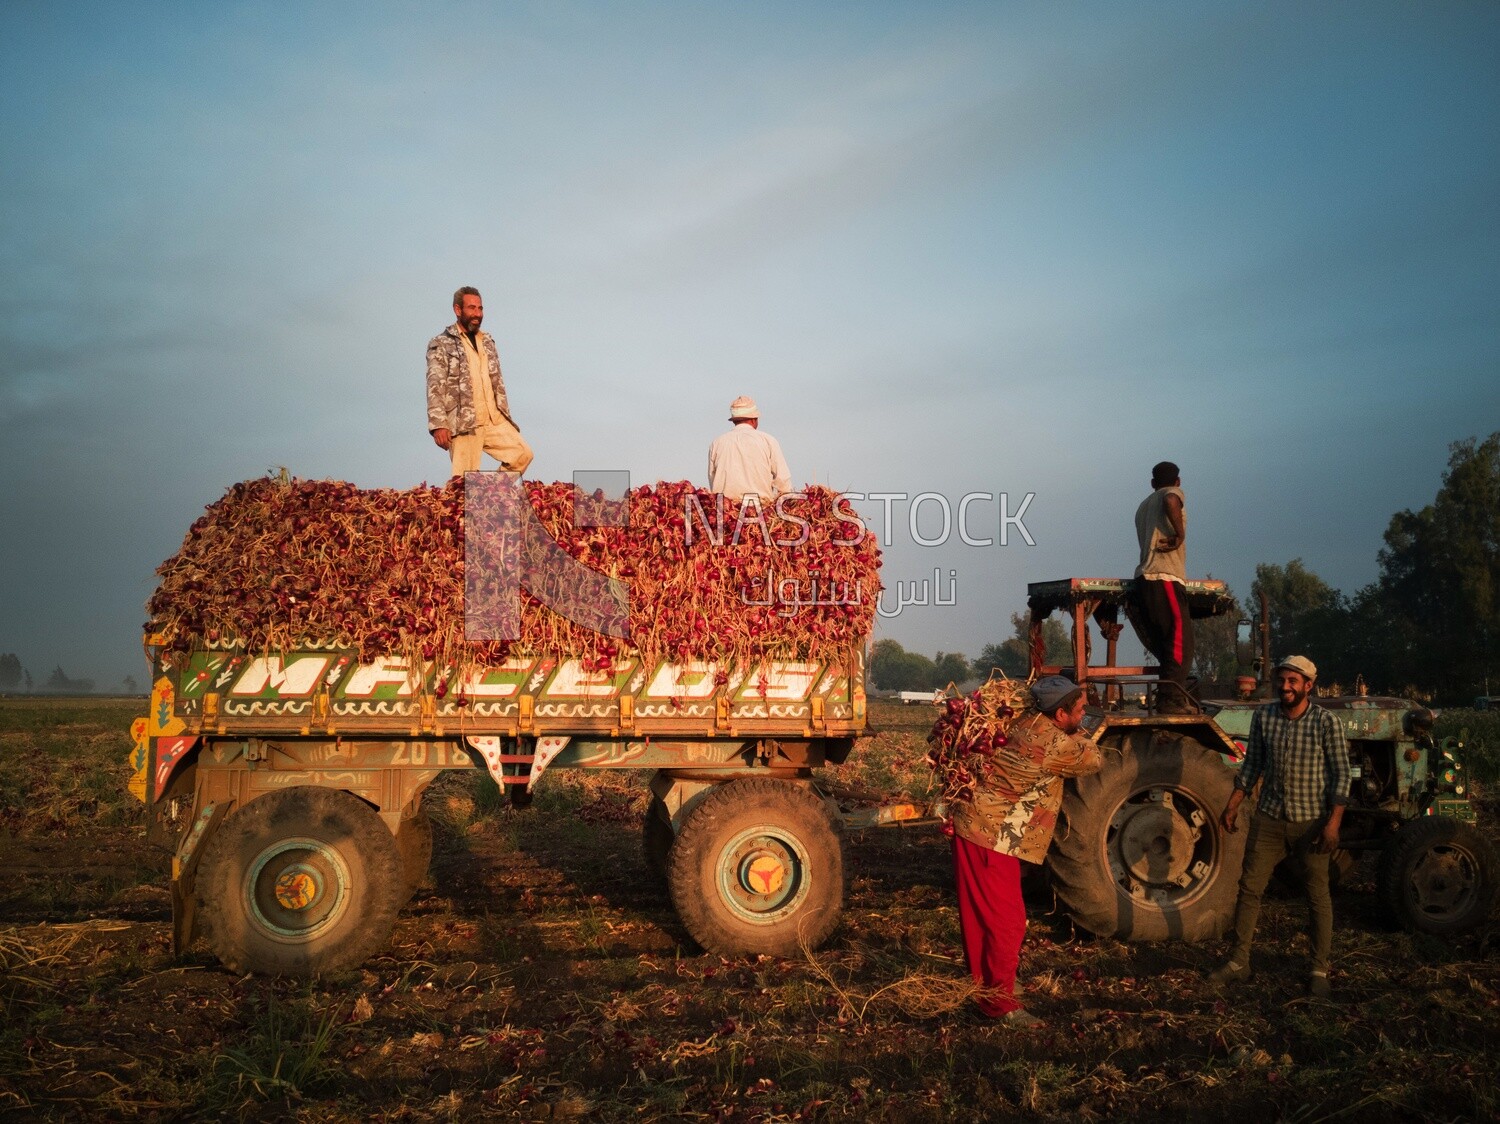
1;698;1497;1121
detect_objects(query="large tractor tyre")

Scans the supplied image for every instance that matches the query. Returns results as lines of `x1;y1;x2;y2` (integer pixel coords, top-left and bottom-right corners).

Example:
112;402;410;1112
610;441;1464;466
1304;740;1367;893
1376;816;1499;936
667;778;843;957
1047;733;1246;942
395;811;434;896
642;796;675;882
195;786;406;977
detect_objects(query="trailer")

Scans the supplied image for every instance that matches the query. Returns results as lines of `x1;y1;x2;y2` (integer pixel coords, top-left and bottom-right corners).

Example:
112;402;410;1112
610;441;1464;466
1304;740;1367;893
132;641;876;976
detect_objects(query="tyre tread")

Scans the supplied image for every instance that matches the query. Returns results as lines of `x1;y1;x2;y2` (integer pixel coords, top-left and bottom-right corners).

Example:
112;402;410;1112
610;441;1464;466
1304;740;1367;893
196;786;405;977
1375;814;1499;936
667;778;843;957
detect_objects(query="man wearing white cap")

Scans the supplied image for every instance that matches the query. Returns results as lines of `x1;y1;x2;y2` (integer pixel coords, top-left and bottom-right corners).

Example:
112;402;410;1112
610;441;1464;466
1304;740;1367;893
708;396;792;503
1209;655;1350;999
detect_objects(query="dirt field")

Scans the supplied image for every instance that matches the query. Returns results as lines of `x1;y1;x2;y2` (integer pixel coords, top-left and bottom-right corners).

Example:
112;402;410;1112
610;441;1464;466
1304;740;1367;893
1;698;1497;1121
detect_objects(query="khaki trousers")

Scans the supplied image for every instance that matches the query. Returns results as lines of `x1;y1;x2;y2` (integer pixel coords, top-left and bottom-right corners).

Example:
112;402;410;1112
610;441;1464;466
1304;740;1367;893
450;419;534;476
1228;812;1333;974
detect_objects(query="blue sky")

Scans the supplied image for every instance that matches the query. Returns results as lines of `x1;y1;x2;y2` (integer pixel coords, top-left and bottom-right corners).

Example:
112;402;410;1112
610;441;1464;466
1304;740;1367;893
2;1;1497;688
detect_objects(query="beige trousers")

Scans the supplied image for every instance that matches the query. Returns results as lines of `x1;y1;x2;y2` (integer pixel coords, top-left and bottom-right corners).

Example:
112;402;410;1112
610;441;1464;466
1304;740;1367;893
450;419;534;476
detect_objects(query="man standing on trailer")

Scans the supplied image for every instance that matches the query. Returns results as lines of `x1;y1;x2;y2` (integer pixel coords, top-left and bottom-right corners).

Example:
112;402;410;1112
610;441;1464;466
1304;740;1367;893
1209;654;1350;999
949;676;1103;1027
427;286;534;477
1133;460;1195;713
708;396;792;503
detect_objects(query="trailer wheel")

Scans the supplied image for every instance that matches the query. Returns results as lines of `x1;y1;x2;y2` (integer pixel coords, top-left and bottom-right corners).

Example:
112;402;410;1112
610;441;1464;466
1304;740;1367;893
396;811;434;895
1377;816;1499;936
667;778;843;957
196;787;405;977
1047;732;1246;942
642;796;674;881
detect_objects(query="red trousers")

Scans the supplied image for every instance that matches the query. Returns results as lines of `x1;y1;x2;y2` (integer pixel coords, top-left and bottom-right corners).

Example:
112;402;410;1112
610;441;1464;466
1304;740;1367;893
951;834;1025;1016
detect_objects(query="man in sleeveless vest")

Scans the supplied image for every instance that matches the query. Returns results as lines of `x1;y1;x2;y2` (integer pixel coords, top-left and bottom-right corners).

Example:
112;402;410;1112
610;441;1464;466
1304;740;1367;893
1133;461;1195;713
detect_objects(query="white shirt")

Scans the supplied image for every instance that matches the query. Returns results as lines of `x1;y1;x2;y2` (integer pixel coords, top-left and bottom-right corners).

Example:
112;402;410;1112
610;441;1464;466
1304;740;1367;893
708;424;792;502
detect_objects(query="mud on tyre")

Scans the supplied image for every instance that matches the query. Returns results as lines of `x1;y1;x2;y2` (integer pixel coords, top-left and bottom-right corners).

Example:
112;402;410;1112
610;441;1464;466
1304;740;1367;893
196;786;406;977
1047;731;1246;941
666;777;843;956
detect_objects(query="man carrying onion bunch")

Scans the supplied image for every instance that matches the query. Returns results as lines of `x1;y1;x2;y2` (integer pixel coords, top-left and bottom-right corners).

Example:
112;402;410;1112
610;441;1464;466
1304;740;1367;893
427;286;534;477
949;676;1102;1026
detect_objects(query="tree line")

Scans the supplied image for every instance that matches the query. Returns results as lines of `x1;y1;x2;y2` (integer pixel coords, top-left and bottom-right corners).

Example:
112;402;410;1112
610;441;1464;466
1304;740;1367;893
1249;434;1500;702
0;654;140;695
874;434;1500;704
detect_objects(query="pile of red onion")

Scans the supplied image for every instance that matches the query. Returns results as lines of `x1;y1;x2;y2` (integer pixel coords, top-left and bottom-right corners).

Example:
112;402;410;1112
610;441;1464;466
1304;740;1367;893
925;678;1034;804
146;475;881;670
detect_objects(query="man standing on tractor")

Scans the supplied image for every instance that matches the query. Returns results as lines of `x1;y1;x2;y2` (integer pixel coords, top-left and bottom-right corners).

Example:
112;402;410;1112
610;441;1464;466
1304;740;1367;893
1209;654;1350;999
1133;460;1196;713
949;676;1103;1027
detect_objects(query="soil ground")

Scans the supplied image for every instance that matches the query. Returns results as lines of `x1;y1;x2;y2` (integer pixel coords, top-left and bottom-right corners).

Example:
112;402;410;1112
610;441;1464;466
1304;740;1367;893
1;698;1496;1121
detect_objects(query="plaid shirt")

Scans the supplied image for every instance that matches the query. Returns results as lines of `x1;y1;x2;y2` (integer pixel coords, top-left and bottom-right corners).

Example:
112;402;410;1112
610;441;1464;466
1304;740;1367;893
1235;702;1350;821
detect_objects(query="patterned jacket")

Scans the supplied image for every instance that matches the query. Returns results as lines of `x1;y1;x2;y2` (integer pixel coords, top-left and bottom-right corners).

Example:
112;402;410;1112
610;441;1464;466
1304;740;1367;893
426;325;513;435
951;712;1103;863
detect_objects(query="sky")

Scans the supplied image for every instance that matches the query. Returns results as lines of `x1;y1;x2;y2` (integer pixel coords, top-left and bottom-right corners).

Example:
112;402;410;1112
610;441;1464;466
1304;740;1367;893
1;1;1498;690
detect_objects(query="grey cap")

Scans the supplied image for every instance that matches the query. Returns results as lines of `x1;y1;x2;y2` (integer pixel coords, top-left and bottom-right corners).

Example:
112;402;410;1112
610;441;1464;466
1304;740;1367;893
1275;654;1317;680
1031;675;1083;713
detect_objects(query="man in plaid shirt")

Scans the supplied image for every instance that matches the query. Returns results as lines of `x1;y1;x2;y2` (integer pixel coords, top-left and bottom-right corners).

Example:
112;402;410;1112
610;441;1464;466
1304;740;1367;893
1208;654;1350;998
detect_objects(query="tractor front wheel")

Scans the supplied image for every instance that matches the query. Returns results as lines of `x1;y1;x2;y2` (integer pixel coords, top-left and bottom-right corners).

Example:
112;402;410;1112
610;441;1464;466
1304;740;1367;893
1377;816;1498;936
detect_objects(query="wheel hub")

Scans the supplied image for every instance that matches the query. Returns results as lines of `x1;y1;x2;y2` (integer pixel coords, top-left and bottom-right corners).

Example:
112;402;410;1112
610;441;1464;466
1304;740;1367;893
717;826;809;925
1409;844;1478;917
741;850;788;896
1107;787;1213;904
273;866;321;911
246;838;352;941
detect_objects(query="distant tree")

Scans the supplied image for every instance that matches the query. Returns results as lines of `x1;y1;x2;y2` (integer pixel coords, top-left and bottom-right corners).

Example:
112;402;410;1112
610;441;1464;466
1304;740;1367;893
870;640;964;691
972;640;1027;679
122;674;140;695
933;651;970;689
1250;559;1361;687
971;612;1070;680
1366;433;1500;699
23;669;32;691
870;640;935;691
44;666;95;694
0;653;21;692
1192;577;1241;686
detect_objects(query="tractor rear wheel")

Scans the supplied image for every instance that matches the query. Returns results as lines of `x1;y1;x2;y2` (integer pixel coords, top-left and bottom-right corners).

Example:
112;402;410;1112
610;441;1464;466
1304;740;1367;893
196;786;405;977
1047;731;1246;942
667;778;843;956
1376;816;1498;936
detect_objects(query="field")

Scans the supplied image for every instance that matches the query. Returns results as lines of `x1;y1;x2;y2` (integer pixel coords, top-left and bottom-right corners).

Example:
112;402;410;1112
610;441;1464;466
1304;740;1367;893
1;698;1497;1122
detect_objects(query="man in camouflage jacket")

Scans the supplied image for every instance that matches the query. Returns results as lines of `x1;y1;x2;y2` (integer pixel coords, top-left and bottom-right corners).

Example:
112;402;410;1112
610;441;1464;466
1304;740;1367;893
427;286;534;476
950;676;1102;1025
